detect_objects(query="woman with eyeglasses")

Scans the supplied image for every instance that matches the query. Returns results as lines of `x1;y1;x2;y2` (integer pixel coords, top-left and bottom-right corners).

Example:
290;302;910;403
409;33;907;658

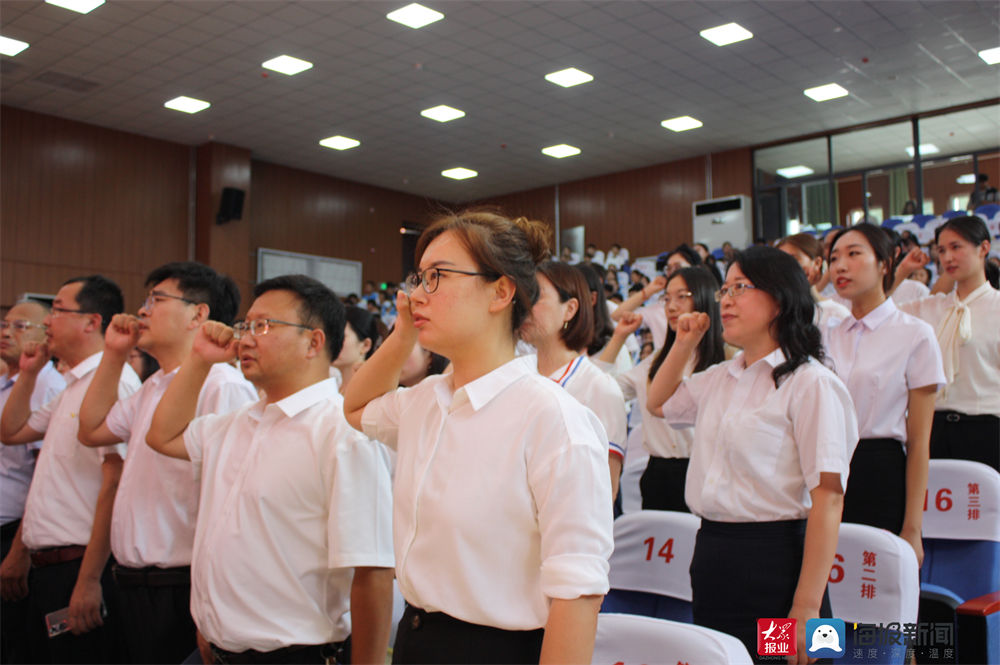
599;266;724;512
520;261;628;501
894;216;1000;472
343;210;613;664
825;223;944;564
646;247;857;663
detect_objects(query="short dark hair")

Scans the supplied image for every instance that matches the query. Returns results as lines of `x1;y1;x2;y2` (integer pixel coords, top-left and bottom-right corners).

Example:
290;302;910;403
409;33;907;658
830;223;896;293
731;247;823;388
536;261;594;353
253;275;345;361
62;275;124;333
648;266;725;381
344;305;381;360
145;261;241;325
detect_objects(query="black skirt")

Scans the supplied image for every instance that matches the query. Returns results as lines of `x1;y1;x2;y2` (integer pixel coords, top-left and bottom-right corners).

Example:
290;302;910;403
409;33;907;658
842;438;906;533
930;410;1000;472
639;456;691;512
690;519;832;664
392;605;543;665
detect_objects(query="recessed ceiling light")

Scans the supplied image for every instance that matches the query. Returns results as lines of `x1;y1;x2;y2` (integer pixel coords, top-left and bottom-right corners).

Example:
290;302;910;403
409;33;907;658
541;144;581;159
262;55;313;75
0;36;29;57
905;144;940;158
164;96;210;114
660;116;703;132
956;173;976;185
386;3;444;29
776;165;814;178
978;47;1000;65
441;167;477;180
420;105;465;122
319;135;361;151
803;83;849;102
44;0;104;14
699;23;753;46
544;67;593;88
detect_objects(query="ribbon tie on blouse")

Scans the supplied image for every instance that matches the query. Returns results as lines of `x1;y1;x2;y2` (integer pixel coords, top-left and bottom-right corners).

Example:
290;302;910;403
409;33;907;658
934;281;991;398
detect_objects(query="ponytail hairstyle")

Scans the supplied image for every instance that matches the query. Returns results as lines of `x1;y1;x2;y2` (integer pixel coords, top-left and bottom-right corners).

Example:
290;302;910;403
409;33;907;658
415;208;551;334
536;261;594;353
648;266;725;381
731;247;823;388
574;263;614;356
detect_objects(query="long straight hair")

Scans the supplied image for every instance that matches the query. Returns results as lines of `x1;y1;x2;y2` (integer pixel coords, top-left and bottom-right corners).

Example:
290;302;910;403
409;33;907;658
648;266;725;381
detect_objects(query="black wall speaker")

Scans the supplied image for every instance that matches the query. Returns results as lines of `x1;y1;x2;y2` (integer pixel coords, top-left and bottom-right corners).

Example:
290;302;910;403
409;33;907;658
216;187;245;224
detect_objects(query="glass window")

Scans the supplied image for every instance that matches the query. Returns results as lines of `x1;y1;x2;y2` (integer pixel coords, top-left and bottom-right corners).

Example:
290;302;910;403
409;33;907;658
755;138;828;188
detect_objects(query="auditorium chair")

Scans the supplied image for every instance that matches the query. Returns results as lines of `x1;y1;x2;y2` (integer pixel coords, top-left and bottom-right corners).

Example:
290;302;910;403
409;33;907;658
591;613;753;665
600;510;700;622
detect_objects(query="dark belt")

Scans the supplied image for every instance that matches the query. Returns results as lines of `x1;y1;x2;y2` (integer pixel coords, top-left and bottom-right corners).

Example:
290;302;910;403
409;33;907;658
937;410;999;424
30;545;87;568
113;564;190;587
209;639;347;665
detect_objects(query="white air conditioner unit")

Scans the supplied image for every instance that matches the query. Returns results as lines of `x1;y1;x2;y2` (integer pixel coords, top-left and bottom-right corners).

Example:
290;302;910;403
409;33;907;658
692;195;752;251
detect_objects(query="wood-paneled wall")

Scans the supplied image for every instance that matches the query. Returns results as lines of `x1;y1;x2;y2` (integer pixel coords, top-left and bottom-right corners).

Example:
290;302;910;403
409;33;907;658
1;107;190;310
249;160;441;285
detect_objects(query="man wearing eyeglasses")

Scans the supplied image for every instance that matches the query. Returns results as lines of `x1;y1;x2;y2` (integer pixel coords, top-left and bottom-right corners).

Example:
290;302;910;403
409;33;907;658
0;300;67;663
146;274;394;665
0;275;140;663
76;262;257;663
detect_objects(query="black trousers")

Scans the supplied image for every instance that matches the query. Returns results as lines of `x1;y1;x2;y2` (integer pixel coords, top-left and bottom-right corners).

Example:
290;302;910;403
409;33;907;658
930;411;1000;472
392;604;543;664
842;438;906;533
690;519;832;664
114;564;197;664
1;519;32;664
639;456;690;512
210;638;349;665
26;557;123;664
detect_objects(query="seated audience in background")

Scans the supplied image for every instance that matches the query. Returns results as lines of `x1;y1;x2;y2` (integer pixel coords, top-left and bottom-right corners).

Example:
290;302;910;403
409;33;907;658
606;243;629;269
1;275;140;664
584;243;605;266
76;262;257;664
647;247;857;660
0;300;66;664
146;275;394;665
344;210;612;664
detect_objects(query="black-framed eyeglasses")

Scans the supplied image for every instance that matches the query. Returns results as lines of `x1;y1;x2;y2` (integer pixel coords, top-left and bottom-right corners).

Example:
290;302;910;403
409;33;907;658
232;319;314;339
714;283;758;302
403;267;496;295
50;305;97;317
142;290;199;312
659;291;693;306
0;320;45;332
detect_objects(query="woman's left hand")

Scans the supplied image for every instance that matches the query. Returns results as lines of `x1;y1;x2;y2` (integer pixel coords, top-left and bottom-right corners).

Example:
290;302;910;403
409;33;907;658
787;604;820;665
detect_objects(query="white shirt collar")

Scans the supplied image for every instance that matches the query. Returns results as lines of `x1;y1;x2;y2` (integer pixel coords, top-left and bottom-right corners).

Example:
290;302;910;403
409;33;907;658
727;347;786;378
435;356;535;413
249;378;339;420
67;351;104;383
845;297;897;332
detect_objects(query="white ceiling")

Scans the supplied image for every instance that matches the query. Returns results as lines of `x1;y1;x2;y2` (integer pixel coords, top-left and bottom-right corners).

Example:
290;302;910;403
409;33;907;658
2;0;998;202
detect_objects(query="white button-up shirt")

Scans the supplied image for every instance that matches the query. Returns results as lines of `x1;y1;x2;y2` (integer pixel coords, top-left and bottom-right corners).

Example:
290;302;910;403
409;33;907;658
0;363;66;525
664;349;858;522
184;378;393;652
362;355;613;631
613;354;695;459
824;298;945;443
106;363;257;569
547;355;628;459
901;282;1000;416
21;352;140;549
